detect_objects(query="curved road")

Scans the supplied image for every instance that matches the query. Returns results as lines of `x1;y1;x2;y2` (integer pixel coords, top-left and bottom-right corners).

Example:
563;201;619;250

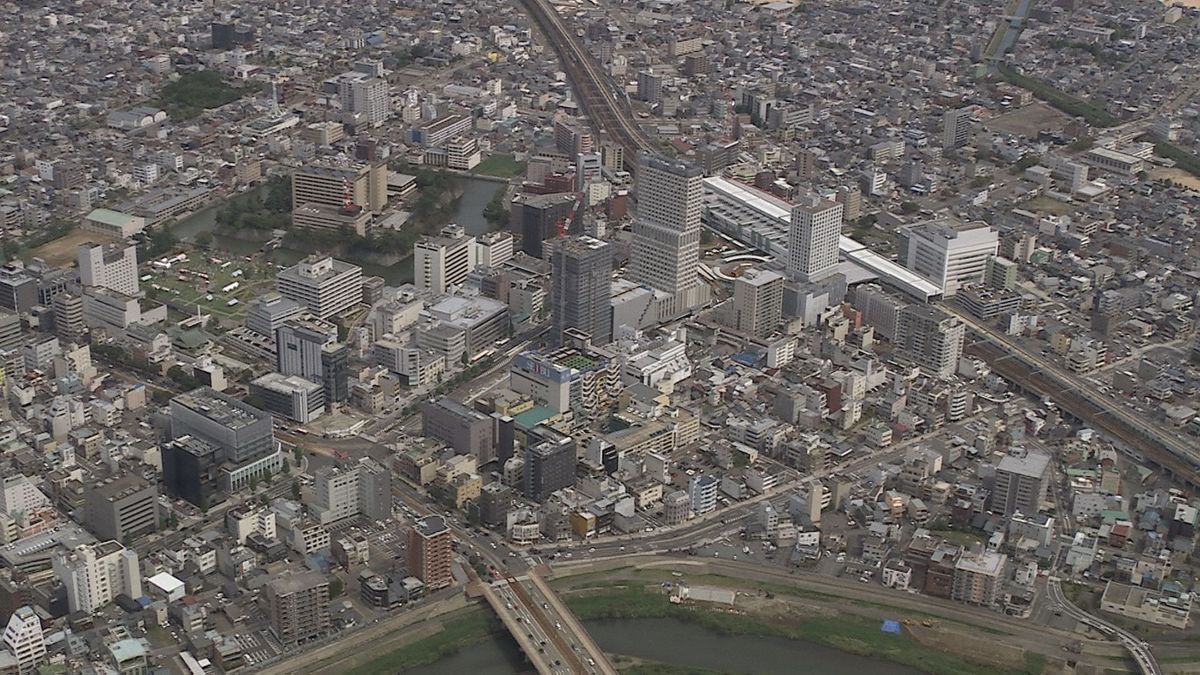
1047;578;1161;675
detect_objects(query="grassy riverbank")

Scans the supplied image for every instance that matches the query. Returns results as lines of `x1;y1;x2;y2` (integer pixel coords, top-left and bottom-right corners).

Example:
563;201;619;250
566;588;1042;675
343;607;502;675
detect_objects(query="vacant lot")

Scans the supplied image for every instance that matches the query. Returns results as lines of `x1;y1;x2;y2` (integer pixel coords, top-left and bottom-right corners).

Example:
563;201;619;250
1023;195;1077;216
984;103;1071;138
28;227;116;266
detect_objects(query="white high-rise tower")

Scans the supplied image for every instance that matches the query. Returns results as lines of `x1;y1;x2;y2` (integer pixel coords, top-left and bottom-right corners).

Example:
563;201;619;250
787;194;843;282
630;153;709;319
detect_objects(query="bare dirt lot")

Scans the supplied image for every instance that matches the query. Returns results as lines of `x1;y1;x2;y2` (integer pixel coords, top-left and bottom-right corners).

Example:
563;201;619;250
1151;167;1200;191
27;227;116;266
985;102;1071;137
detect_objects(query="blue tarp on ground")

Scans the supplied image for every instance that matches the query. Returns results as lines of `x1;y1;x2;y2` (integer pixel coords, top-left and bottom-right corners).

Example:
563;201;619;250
881;619;902;634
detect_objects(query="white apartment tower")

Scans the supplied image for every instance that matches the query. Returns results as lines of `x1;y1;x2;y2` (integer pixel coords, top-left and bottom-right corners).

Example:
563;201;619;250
340;77;390;126
942;107;972;151
78;243;139;296
898;217;998;296
631;153;708;319
2;607;45;675
52;541;143;614
894;304;965;378
787;194;843;282
415;224;478;294
733;268;784;338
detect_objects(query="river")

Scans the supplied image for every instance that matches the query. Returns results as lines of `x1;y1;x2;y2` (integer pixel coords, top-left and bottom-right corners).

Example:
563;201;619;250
408;617;922;675
168;176;504;285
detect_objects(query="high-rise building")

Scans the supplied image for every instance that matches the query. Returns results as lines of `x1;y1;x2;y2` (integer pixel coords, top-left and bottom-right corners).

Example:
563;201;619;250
211;22;235;50
600;142;625;174
631;153;707;319
407;516;453;590
510;345;621;416
510;192;577;258
475;231;514;269
291;162;388;214
524;429;577;501
421;398;496;464
276;317;348;406
942;107;973;151
733;268;784;338
991;450;1051;516
636;70;663;103
164;388;280;506
310;458;391;524
688;474;719;514
84;475;158;543
850;284;907;341
551;236;613;346
897;218;999;296
51;293;85;344
0;311;20;352
264;573;331;646
985;256;1018;291
339;77;390;126
414;225;477;294
479;483;512;527
78;243;139;296
952;550;1006;606
664;490;690;525
52;541;142;613
894;305;965;378
787;194;843;282
245;293;303;338
276;256;363;320
2;606;44;675
0;265;37;314
250;373;325;423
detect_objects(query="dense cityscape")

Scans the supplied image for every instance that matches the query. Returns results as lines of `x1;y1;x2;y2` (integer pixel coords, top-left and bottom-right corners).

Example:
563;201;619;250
0;0;1199;673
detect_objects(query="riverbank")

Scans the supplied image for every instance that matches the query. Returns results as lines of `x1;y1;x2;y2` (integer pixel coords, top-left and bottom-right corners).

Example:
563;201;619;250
342;607;506;675
563;586;1038;675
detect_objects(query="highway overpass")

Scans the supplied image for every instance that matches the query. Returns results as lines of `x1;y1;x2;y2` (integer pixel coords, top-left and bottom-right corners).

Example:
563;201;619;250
1048;579;1161;675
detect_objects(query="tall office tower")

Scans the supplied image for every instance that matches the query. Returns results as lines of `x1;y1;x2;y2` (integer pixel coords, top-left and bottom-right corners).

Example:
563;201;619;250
244;293;303;338
407;516;453;590
985;256;1018;290
990;450;1051;516
52;292;85;344
3;606;45;675
894;305;965;378
636;70;663;104
276;256;363;319
942;107;973;151
523;429;577;501
897;218;999;296
787;193;843;282
340;77;390;126
211;22;235;50
510;193;577;258
51;541;142;613
310;458;391;524
475;231;514;269
630;153;706;320
553;116;594;155
164;387;280;506
78;243;139;296
733;268;784;338
551;236;613;346
276;317;347;405
576;152;603;190
414;224;477;294
0;264;37;314
849;284;907;340
264;573;331;647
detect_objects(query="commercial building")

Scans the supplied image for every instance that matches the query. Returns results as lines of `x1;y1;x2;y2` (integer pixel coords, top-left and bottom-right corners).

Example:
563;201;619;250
244;293;303;338
421;398;496;465
250;373;325;423
524;429;577;501
445;136;481;170
417;295;510;363
733;268;784;338
84;475;158;543
1100;581;1193;629
414;224;477;294
894;305;965;378
52;541;142;613
411;114;472;148
78;243;139;297
991;450;1051;516
664;490;690;525
630;153;707;320
338;76;389;126
275;316;348;407
311;459;391;525
3;606;45;675
897;218;998;296
276;256;363;320
510;346;622;416
476;231;514;269
510;192;577;258
550;236;613;346
52;293;85;344
787;194;843;282
0;266;37;314
264;573;331;646
291;161;387;214
407;516;453;590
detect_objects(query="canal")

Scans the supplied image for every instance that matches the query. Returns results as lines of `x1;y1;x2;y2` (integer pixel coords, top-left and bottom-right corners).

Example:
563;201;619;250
168;175;504;285
407;617;923;675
